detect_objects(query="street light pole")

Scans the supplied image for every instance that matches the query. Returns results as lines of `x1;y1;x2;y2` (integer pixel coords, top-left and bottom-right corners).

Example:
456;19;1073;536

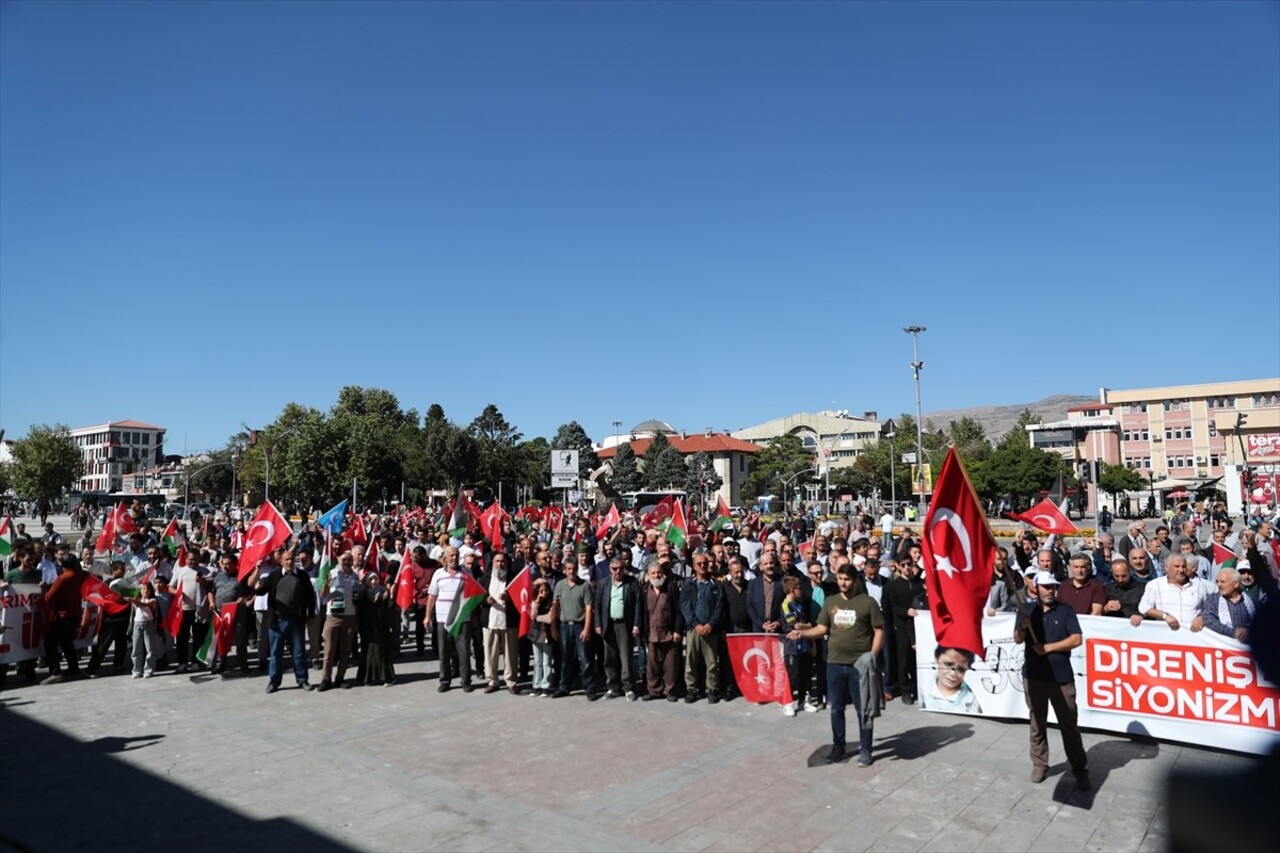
883;419;897;516
904;325;927;520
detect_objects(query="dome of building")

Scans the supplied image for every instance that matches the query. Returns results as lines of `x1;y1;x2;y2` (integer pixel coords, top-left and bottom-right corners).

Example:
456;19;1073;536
630;419;677;436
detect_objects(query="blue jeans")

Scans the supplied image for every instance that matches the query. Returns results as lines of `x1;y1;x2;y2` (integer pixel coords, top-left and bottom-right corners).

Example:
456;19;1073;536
532;642;553;690
268;613;310;687
827;661;873;754
558;622;595;694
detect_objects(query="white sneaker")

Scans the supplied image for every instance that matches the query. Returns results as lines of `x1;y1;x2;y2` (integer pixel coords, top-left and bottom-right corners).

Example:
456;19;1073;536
803;700;821;713
782;701;797;717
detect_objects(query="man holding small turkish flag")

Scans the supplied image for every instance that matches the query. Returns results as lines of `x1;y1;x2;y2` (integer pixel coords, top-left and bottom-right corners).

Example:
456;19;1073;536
238;501;293;579
921;447;997;659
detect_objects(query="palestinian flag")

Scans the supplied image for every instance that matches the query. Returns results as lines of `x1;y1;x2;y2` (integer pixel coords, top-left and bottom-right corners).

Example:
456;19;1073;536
448;488;469;538
665;498;688;550
1212;541;1237;568
710;495;733;533
160;517;182;556
445;570;487;637
0;516;12;559
316;537;335;604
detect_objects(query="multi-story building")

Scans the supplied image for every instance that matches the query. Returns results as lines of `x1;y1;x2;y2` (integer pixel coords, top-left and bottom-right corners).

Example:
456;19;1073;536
731;410;884;469
70;420;166;494
594;422;760;507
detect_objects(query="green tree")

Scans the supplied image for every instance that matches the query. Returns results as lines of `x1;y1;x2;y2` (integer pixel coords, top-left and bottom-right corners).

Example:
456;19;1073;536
515;437;551;501
682;452;723;507
184;447;240;504
997;408;1041;451
830;457;879;499
281;413;345;506
0;461;11;495
947;416;992;463
608;442;643;493
1098;462;1147;506
746;433;815;501
469;404;524;494
548;421;600;481
9;424;83;501
643;433;686;490
971;443;1062;503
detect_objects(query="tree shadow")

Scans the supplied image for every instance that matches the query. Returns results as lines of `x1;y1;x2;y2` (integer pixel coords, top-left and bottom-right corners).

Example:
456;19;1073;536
0;712;354;851
873;723;975;761
1052;722;1160;808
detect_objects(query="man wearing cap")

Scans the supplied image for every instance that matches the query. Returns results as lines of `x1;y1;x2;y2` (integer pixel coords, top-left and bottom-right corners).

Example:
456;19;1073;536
1237;560;1269;604
40;555;91;684
1014;571;1089;789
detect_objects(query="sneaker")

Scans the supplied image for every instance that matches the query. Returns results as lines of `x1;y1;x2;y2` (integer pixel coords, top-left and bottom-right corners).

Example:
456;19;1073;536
783;702;797;717
131;673;143;679
625;691;638;702
605;689;622;700
300;682;315;692
856;751;873;767
825;746;847;764
803;700;821;714
143;672;154;679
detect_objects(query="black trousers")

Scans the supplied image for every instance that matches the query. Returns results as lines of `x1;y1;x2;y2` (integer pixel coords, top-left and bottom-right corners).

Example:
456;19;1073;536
437;621;472;685
895;624;917;700
601;622;637;693
44;615;81;675
88;617;130;673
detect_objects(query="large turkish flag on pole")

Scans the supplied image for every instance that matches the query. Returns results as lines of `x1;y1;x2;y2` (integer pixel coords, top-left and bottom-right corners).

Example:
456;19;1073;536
238;501;293;579
921;447;997;659
726;633;792;706
506;566;533;638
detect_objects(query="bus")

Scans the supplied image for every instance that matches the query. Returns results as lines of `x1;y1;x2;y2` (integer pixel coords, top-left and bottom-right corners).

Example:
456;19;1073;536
621;490;687;517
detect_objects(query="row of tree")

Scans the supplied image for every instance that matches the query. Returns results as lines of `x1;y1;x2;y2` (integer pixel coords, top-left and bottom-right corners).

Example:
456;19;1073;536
1;391;1157;511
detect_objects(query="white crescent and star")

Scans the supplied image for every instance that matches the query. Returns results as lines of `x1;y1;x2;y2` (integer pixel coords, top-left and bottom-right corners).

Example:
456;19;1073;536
929;508;973;578
247;520;275;549
742;647;771;685
1031;513;1060;530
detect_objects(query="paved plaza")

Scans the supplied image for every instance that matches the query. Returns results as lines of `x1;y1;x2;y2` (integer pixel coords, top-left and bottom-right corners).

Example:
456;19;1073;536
2;641;1264;853
2;513;1270;852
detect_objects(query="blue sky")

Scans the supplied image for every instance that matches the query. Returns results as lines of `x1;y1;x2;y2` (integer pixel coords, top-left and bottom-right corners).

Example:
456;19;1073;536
2;1;1277;452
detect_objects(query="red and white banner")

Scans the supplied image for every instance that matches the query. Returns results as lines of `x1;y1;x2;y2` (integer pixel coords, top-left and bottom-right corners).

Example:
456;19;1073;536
1246;433;1280;460
0;584;99;664
726;633;792;706
914;613;1280;756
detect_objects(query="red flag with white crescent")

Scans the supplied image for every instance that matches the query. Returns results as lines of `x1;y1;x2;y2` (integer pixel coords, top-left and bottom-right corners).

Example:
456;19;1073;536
545;506;564;534
921;447;997;659
238;501;292;579
394;556;417;611
506;565;533;638
726;633;792;706
595;504;620;542
1005;498;1078;535
163;581;186;640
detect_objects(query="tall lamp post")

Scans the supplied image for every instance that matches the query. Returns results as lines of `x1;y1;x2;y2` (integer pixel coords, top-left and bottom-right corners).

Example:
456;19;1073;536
904;325;927;520
259;426;300;504
882;419;897;515
185;460;235;515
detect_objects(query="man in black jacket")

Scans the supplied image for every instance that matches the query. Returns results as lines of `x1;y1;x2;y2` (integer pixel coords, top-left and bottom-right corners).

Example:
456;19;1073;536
594;556;641;700
884;558;925;704
747;552;785;634
254;546;317;694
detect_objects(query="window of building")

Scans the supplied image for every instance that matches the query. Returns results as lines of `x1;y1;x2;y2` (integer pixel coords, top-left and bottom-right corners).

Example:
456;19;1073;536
1140;430;1149;441
1211;454;1221;467
142;434;150;445
1165;429;1173;440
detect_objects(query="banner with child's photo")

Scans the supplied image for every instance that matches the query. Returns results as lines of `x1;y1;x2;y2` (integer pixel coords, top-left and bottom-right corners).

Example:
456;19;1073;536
914;612;1280;756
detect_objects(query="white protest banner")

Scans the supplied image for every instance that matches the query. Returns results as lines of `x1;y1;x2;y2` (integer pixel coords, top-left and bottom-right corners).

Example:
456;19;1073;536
0;583;100;664
914;612;1280;756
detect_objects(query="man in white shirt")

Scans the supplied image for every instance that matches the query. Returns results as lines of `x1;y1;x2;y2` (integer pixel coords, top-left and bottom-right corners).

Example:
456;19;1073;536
426;546;472;693
738;526;763;569
169;552;202;672
880;510;895;554
483;551;518;694
1133;554;1212;631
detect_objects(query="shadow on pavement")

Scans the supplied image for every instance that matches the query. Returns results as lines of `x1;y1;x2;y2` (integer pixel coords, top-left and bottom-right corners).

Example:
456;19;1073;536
1052;734;1160;808
0;710;353;852
873;723;975;760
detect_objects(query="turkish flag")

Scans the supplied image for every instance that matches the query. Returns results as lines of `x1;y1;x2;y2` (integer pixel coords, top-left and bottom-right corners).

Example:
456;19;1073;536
212;603;238;656
506;565;533;638
544;506;564;534
595;504;620;542
348;514;368;547
81;575;131;616
238;501;293;579
921;447;997;659
113;503;138;536
94;512;117;554
480;503;508;550
641;495;675;528
1005;498;1078;535
163;581;186;640
725;633;792;706
394;558;417;611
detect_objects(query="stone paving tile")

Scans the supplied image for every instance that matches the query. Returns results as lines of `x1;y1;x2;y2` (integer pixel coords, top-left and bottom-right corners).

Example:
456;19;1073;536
4;617;1269;853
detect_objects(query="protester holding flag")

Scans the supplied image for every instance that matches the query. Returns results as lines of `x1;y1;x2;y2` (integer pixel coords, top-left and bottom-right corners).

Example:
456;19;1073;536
86;560;133;677
129;580;161;678
481;552;520;694
788;563;884;766
1014;571;1090;790
210;553;251;675
425;546;474;693
253;547;317;694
